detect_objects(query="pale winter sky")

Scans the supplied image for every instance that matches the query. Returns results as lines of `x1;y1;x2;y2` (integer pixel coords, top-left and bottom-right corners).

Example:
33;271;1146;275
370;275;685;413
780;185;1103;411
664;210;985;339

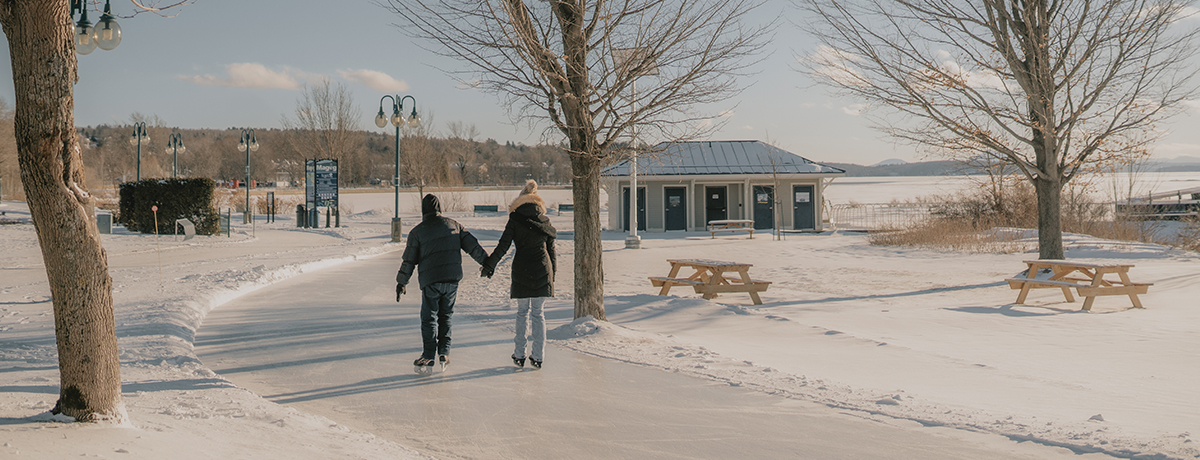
1;0;1198;165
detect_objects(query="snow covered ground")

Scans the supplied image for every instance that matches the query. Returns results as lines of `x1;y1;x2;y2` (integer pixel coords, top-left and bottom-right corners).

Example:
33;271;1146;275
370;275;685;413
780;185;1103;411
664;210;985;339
2;176;1200;458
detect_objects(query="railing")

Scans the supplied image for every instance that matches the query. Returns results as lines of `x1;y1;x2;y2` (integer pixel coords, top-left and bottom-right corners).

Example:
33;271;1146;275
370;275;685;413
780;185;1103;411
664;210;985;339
828;202;940;231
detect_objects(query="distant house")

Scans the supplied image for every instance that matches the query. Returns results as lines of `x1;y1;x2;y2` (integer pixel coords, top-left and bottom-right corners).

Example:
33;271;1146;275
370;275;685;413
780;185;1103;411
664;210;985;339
601;140;845;232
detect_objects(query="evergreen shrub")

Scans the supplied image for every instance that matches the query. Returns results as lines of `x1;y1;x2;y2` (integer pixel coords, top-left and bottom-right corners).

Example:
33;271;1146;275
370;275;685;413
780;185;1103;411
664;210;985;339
118;178;220;235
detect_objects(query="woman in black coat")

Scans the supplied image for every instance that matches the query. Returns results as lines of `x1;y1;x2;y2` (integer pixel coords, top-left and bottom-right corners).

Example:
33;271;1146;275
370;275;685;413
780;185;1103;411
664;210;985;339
485;180;556;369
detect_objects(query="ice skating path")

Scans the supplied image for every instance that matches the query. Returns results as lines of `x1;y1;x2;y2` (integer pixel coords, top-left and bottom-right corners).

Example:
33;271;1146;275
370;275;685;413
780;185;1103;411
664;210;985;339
195;252;1091;460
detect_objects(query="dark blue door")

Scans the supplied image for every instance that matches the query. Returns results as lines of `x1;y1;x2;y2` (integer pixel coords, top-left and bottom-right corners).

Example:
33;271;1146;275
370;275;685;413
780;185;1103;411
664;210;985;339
705;186;727;223
793;185;816;230
752;185;774;230
664;187;687;231
622;187;646;231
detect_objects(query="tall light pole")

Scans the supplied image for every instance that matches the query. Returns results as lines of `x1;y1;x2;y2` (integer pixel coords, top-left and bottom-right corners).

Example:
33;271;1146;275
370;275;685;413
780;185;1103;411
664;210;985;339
237;129;259;224
375;94;420;242
615;48;658;249
165;133;185;179
129;122;150;182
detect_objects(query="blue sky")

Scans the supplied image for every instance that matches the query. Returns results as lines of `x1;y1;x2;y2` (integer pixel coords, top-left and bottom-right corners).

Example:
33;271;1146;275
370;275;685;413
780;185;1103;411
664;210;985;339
1;0;1198;165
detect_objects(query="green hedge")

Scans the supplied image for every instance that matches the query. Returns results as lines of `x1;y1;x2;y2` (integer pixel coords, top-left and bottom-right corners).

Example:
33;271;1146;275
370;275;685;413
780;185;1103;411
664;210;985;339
118;178;220;235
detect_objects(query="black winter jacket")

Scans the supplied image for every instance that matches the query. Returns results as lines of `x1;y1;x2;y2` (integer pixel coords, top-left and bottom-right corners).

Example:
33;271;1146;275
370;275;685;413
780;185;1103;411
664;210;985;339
397;194;489;289
486;195;557;298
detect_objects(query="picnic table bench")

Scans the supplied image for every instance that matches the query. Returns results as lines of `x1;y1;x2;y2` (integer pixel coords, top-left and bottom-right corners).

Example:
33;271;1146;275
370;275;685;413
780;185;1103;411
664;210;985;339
707;219;754;239
1006;260;1152;311
649;258;771;305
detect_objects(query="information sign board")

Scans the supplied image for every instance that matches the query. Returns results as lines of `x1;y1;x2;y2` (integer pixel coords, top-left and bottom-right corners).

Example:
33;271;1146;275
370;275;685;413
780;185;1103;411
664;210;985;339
305;159;339;208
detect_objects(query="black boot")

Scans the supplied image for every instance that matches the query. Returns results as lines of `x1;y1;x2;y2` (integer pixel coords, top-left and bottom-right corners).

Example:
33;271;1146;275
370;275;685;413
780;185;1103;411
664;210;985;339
512;354;526;368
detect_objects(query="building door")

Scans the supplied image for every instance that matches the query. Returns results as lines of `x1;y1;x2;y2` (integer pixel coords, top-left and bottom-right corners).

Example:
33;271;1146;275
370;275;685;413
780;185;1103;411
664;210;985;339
622;187;646;231
793;185;816;230
753;185;774;230
664;187;687;231
705;186;727;223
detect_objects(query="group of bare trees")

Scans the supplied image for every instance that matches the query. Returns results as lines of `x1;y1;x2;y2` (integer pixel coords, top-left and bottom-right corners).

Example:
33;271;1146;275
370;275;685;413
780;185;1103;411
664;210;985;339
73;120;572;196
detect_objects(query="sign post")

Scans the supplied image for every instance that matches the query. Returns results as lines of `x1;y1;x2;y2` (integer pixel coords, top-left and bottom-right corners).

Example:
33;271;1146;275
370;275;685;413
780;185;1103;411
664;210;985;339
306;159;339;228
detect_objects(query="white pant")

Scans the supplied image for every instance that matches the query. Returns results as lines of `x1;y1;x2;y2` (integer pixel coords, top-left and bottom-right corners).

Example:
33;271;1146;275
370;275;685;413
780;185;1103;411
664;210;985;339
514;297;546;361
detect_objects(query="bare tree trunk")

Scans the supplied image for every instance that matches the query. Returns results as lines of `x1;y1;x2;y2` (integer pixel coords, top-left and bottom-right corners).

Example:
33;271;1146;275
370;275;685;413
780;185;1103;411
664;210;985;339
0;1;123;421
1034;176;1065;260
571;154;605;320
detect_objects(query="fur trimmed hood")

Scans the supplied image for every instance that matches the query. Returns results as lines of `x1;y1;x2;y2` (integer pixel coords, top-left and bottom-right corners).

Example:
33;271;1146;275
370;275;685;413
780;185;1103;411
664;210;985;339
509;192;546;214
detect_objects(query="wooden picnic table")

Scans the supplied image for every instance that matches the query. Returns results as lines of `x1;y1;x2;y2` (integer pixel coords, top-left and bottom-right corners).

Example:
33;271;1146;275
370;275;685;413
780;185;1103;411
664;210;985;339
707;219;754;239
1006;260;1152;311
649;258;771;305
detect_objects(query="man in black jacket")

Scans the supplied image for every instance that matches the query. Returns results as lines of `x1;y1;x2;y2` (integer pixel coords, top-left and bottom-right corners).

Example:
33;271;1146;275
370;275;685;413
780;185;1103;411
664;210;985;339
397;194;490;369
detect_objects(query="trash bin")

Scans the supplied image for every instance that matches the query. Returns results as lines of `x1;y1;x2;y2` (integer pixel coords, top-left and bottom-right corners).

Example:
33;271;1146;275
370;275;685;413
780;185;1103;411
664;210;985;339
296;204;305;228
96;212;112;234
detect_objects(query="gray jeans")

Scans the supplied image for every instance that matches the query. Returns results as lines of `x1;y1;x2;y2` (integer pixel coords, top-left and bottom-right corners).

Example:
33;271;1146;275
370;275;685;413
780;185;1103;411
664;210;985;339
514;297;546;361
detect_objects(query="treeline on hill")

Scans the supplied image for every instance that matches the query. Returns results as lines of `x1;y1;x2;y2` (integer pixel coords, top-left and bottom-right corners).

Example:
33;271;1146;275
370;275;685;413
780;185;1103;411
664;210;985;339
68;124;573;192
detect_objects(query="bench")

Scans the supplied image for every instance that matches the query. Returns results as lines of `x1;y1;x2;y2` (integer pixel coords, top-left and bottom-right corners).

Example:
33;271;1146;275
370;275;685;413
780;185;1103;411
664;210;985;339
707;219;754;239
473;204;500;215
649;276;707;288
1007;260;1152;311
557;203;574;212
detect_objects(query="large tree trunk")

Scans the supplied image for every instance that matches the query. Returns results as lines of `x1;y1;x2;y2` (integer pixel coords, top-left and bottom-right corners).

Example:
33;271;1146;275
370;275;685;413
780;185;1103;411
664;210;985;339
1034;176;1065;260
0;1;124;421
570;154;605;320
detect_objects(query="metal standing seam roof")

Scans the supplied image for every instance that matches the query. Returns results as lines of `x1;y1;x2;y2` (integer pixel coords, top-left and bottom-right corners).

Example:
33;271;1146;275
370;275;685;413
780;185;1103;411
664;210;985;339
601;140;845;176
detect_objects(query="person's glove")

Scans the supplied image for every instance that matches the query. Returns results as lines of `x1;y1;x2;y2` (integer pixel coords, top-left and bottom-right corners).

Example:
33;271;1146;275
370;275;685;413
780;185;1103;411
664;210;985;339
481;265;494;279
396;283;406;302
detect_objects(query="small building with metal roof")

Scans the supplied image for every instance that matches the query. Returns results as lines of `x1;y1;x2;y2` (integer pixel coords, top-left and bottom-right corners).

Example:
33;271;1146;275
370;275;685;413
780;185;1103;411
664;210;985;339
601;140;845;233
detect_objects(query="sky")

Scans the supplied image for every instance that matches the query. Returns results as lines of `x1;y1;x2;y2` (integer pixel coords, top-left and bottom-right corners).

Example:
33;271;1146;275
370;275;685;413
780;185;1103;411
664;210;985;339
1;0;1199;166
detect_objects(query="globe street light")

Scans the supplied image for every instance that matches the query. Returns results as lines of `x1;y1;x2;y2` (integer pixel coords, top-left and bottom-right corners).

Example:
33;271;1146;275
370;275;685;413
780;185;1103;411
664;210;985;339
129;122;149;181
375;94;419;242
166;133;185;179
237;129;259;224
72;0;121;55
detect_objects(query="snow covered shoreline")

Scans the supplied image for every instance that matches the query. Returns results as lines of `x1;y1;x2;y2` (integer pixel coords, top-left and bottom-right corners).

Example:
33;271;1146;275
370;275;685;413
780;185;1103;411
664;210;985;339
1;201;428;459
3;193;1200;459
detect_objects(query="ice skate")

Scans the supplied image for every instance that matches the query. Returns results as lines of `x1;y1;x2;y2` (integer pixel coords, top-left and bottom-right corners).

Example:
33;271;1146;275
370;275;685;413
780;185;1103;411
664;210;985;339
414;356;435;375
512;354;525;368
530;358;542;369
439;355;450;372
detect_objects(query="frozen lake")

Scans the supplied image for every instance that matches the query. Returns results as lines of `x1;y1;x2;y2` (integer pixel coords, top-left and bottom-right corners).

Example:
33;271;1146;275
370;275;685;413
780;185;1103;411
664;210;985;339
326;171;1200;215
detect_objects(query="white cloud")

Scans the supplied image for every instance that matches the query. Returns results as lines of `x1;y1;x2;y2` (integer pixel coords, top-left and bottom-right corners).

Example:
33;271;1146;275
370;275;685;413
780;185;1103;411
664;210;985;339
841;104;867;116
804;45;870;88
179;63;304;90
933;53;1007;91
338;69;409;92
455;80;482;90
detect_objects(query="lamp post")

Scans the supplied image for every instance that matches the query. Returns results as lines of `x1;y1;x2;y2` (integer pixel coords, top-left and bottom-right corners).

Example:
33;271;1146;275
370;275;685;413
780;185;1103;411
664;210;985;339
237;129;259;224
375;94;420;242
129;122;149;181
72;0;121;55
165;133;185;179
615;47;658;249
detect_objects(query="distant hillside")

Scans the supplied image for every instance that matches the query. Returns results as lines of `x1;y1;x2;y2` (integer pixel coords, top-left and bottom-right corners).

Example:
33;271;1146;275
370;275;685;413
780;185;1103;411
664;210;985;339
822;160;962;177
822;157;1200;176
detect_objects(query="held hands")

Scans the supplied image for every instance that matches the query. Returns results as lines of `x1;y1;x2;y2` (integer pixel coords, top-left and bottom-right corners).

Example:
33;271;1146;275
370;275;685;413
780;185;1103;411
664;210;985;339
396;283;406;302
480;265;494;279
